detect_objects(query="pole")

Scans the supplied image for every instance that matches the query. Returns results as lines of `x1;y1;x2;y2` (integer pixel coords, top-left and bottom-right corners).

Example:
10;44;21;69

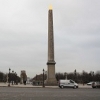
8;68;11;87
43;69;44;87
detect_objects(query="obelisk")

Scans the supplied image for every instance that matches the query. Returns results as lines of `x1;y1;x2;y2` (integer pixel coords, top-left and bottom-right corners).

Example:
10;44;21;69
46;5;57;85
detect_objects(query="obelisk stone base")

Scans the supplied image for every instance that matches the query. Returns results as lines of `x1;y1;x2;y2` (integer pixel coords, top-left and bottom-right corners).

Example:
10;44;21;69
45;62;57;86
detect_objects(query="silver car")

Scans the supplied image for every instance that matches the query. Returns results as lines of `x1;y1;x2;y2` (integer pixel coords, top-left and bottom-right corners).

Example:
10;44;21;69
92;82;100;88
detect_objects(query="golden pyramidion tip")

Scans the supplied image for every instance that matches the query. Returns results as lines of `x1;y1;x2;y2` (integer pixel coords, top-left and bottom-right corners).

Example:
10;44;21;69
49;5;53;10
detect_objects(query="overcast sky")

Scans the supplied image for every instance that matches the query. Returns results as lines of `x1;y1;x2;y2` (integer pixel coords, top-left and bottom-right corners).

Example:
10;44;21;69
0;0;100;78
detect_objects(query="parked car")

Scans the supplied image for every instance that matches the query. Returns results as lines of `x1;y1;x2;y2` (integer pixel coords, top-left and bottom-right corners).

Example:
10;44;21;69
92;82;100;88
58;79;78;89
87;82;93;85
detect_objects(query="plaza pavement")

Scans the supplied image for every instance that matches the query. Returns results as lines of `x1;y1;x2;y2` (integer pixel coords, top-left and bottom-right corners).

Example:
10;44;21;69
0;82;92;89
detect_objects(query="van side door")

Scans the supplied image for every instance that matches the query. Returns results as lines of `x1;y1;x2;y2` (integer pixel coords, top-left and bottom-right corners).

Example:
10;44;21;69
69;80;74;87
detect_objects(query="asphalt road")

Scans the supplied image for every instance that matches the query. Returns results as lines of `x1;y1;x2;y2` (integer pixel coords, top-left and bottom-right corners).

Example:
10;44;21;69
0;87;100;100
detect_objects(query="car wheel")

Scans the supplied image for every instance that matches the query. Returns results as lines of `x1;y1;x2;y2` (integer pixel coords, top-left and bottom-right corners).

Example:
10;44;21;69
61;85;64;89
92;86;96;88
74;85;76;89
92;86;94;88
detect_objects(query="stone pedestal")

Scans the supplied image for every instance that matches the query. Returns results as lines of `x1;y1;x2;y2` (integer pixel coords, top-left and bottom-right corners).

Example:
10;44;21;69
46;61;57;85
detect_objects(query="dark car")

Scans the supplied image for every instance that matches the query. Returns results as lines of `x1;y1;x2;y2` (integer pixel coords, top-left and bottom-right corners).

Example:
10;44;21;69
92;82;100;88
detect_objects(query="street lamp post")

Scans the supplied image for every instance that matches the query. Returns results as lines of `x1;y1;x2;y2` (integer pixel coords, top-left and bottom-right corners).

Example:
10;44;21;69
8;68;11;87
12;70;14;85
7;74;8;83
92;71;94;81
64;72;67;80
43;69;44;87
74;69;77;82
15;72;18;85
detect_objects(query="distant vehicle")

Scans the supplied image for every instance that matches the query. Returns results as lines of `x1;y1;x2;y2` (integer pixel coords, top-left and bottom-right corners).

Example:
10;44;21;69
92;82;100;88
58;79;78;89
26;82;32;84
87;82;93;85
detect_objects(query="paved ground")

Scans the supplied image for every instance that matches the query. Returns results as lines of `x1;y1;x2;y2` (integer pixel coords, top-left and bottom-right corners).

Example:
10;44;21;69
0;87;100;100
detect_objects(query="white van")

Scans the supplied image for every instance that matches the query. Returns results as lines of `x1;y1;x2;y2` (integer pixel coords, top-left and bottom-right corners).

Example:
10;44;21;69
58;79;78;89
